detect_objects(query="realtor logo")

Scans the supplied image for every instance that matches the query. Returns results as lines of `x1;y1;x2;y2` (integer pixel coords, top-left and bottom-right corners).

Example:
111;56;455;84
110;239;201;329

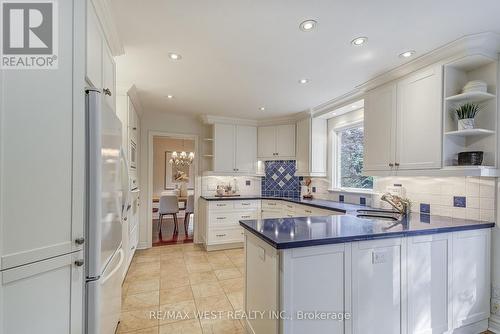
1;0;58;69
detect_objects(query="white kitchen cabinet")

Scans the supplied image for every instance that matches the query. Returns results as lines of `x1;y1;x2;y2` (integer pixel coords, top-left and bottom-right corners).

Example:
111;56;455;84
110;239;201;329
0;251;84;334
213;123;257;174
351;238;403;334
281;244;348;334
451;229;490;329
407;234;451;334
86;2;102;89
364;65;442;172
364;83;397;171
396;66;442;170
257;124;296;159
296;117;327;177
0;0;84;271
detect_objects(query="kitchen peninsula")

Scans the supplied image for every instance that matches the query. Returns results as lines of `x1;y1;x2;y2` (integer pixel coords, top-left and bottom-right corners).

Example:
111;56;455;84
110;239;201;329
232;197;494;334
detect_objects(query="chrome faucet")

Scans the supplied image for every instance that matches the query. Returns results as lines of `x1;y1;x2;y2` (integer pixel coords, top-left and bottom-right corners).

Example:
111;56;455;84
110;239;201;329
380;193;411;215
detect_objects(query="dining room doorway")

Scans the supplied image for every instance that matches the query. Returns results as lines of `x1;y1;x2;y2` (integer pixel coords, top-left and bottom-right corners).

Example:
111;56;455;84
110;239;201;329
151;135;196;246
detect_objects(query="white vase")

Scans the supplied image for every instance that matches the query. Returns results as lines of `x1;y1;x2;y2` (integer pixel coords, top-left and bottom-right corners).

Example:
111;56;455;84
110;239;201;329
458;118;475;131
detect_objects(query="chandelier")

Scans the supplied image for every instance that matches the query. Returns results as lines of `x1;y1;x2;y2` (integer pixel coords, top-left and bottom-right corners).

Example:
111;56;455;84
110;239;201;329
169;140;194;166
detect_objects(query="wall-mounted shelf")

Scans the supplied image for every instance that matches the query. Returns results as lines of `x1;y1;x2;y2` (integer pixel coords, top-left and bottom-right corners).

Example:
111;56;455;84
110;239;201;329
444;128;495;137
445;91;495;103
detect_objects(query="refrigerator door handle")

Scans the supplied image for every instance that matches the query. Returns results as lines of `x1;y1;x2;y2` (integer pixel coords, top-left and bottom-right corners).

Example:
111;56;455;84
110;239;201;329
101;248;124;284
120;147;131;219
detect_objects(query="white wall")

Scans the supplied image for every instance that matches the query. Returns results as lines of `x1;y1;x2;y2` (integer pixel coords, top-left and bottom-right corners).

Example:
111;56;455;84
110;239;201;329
138;111;204;248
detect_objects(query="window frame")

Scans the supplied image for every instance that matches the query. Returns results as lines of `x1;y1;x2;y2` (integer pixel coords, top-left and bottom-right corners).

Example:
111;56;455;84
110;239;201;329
331;119;373;193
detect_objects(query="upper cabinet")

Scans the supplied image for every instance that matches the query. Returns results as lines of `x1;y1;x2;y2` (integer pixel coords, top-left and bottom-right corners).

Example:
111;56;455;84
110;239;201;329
364;65;443;173
257;124;296;160
213;123;257;174
86;1;116;113
296;117;327;177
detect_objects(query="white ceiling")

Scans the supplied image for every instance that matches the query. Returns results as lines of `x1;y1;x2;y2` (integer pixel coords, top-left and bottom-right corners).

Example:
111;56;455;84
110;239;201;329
111;0;500;120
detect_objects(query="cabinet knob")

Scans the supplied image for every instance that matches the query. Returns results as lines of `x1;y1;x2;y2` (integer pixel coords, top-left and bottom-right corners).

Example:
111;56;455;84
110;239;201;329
389;163;394;167
394;162;400;167
123;217;128;221
75;237;85;245
74;259;84;267
103;88;112;96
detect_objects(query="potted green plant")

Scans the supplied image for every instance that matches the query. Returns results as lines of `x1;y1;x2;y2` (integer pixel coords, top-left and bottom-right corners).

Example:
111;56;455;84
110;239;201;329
454;102;482;130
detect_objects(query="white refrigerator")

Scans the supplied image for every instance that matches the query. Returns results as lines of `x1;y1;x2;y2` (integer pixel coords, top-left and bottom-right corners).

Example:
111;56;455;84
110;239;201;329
85;88;126;334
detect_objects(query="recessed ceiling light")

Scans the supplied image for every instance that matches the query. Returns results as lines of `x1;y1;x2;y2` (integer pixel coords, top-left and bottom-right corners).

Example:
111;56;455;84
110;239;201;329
399;50;416;58
351;37;368;46
298;78;310;84
299;20;317;32
168;53;182;60
166;95;174;99
259;107;265;111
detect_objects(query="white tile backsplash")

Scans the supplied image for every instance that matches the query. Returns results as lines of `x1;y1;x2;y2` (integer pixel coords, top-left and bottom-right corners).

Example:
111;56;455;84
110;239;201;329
306;176;496;221
201;175;261;197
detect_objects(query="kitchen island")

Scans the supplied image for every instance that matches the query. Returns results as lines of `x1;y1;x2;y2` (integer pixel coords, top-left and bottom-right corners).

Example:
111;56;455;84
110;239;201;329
239;206;494;334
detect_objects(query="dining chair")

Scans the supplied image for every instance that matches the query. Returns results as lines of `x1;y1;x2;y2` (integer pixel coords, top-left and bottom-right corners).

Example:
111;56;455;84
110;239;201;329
183;195;194;236
158;195;179;239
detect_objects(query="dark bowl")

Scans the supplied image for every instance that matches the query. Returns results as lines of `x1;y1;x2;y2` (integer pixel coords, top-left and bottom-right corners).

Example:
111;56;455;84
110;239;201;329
458;151;483;166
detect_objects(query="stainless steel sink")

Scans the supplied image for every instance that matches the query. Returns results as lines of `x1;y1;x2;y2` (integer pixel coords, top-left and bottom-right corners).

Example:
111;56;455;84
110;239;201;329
356;214;400;221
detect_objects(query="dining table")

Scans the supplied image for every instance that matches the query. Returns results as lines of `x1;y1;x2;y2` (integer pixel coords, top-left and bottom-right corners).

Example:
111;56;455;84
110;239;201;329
152;195;188;211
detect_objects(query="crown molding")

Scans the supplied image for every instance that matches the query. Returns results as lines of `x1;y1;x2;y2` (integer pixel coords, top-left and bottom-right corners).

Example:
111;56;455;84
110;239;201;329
91;0;125;56
201;110;312;127
311;32;500;118
201;115;259;126
127;85;144;117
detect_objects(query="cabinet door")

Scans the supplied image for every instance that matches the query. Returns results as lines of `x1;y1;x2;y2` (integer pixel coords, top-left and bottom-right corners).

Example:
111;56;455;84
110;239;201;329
0;251;84;334
1;0;82;270
281;244;347;334
86;2;102;88
396;66;442;170
235;125;257;173
364;83;397;171
352;238;402;334
310;118;327;176
258;126;276;158
276;124;296;158
295;118;310;175
214;124;236;172
102;43;116;113
407;234;451;334
452;229;490;329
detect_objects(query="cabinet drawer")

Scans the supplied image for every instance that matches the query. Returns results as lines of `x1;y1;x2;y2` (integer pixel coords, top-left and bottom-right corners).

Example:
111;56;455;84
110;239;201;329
209;213;237;226
208;227;244;244
284;210;295;218
282;203;295;211
209;201;234;210
262;200;281;209
234;200;260;210
236;211;259;221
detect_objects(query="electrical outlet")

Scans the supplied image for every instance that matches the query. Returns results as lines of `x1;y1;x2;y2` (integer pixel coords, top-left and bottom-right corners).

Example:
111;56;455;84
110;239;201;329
492;286;500;299
372;251;388;264
491;299;500;315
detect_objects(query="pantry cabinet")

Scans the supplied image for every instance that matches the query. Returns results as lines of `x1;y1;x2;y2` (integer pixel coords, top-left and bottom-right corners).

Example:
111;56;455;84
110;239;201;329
296;117;327;177
258;124;296;160
213;123;257;174
364;65;442;172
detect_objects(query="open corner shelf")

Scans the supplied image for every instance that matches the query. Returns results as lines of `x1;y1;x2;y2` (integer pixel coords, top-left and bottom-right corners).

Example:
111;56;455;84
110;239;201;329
445;91;496;104
444;128;495;137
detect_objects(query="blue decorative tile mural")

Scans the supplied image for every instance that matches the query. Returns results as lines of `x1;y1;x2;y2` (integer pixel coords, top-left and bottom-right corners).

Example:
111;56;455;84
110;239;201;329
261;160;300;199
453;196;466;208
420;203;431;213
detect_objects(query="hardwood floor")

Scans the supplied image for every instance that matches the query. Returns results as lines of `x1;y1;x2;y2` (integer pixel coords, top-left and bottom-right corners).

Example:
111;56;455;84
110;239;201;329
152;214;194;247
119;243;245;333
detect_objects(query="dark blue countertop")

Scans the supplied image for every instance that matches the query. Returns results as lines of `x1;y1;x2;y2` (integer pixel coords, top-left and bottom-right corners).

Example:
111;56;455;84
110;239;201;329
203;196;496;249
200;196;363;214
240;213;494;249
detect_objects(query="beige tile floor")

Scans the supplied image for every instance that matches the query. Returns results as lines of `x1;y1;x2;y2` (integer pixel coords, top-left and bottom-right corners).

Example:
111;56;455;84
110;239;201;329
118;243;246;334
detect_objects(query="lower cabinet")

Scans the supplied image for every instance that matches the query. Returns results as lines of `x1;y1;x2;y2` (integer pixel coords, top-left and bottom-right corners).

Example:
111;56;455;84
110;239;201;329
0;251;84;334
351;238;403;334
244;229;491;334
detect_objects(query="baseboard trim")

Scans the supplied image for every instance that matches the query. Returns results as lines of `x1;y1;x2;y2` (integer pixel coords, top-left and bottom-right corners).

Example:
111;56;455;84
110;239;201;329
205;242;244;252
489;316;500;333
